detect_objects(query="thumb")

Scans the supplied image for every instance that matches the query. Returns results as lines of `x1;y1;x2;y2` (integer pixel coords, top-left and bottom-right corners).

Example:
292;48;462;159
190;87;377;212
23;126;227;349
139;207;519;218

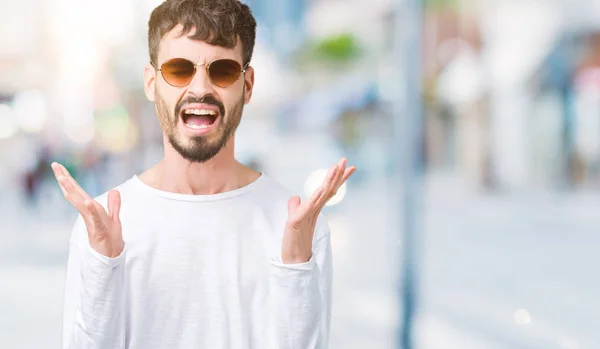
287;196;301;216
108;190;121;222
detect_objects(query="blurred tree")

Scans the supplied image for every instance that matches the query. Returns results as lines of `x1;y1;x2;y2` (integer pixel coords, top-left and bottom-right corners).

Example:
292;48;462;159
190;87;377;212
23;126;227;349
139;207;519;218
290;32;364;79
424;0;461;10
312;33;362;62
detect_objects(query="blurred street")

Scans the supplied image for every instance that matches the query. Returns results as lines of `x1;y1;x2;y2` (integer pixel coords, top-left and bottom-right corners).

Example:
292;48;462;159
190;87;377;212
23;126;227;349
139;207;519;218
3;0;600;348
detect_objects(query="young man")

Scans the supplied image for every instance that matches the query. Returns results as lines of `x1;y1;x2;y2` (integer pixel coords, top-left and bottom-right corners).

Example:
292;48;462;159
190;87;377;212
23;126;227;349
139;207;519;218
51;0;355;348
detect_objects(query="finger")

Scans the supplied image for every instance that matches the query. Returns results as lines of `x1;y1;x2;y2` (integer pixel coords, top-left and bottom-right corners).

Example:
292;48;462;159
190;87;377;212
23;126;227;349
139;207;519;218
287;196;301;216
314;165;338;204
311;185;325;202
85;199;106;231
331;158;347;192
51;163;69;196
56;181;68;197
315;163;341;202
53;164;97;226
57;175;86;206
341;166;356;183
294;185;324;219
314;163;354;211
51;162;66;178
300;164;341;216
59;164;93;203
57;176;97;228
58;176;103;226
307;186;325;208
108;192;114;218
325;166;356;206
334;165;355;191
325;164;339;189
108;190;121;221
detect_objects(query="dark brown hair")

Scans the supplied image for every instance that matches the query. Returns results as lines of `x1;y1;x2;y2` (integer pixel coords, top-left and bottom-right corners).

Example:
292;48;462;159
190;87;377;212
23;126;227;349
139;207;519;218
148;0;257;66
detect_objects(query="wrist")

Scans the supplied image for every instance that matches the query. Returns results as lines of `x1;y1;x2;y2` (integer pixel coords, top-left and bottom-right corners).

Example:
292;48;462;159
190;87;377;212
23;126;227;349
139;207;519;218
281;251;312;264
90;240;124;259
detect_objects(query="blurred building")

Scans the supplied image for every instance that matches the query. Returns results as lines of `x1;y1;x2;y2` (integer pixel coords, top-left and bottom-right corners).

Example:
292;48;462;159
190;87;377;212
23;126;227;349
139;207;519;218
244;0;308;57
4;0;600;193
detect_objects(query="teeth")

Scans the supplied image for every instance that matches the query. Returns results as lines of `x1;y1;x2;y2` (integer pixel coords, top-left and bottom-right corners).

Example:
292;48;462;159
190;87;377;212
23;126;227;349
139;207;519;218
183;109;217;116
185;123;209;129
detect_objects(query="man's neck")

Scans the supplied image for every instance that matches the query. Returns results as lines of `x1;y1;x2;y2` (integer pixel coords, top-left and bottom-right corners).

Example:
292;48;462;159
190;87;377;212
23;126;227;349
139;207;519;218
138;138;260;195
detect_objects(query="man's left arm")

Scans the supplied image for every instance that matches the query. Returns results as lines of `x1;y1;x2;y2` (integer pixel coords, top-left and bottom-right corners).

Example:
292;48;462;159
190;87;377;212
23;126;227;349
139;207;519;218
269;218;332;349
268;158;354;348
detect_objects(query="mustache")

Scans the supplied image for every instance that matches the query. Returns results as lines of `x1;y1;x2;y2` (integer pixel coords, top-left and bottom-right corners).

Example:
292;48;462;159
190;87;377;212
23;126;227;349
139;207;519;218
175;95;225;117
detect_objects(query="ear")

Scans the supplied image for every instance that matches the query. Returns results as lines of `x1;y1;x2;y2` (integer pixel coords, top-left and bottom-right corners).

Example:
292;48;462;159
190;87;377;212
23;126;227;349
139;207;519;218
144;63;157;102
243;65;254;105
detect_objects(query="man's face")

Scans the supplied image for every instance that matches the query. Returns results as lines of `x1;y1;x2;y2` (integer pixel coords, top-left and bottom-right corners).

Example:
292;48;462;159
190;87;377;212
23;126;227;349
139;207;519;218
144;25;254;163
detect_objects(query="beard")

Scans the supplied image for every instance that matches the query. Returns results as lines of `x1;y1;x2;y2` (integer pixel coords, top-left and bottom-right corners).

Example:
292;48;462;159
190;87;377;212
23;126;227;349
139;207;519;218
155;90;244;163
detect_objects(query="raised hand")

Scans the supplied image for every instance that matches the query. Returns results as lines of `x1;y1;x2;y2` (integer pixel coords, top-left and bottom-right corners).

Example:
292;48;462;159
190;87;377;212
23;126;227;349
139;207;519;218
51;162;124;258
281;158;356;264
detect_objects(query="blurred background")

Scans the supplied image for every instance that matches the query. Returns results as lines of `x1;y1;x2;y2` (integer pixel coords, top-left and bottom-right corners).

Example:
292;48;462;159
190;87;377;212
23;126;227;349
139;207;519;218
1;0;600;348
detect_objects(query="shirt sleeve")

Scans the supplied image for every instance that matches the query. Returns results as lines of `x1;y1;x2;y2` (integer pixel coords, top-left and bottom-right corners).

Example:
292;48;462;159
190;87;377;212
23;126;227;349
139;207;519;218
62;215;128;349
268;215;333;349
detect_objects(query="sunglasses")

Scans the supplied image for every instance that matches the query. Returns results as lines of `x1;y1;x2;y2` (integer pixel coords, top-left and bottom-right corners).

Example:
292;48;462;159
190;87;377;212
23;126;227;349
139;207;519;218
154;58;249;88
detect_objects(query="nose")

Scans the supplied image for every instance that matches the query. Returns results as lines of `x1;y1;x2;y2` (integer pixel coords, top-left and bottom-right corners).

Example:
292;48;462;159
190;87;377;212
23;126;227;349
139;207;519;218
186;64;214;97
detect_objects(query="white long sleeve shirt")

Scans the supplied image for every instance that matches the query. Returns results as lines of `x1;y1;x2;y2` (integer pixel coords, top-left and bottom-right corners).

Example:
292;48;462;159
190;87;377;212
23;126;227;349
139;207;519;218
62;173;332;349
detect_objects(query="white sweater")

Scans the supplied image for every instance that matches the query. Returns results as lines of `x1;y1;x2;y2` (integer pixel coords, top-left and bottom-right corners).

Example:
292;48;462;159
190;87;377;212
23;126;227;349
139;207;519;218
62;173;332;349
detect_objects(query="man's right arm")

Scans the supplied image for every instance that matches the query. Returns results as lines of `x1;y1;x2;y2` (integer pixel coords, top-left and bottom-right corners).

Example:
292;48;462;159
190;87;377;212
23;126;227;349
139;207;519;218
62;215;128;349
52;162;127;349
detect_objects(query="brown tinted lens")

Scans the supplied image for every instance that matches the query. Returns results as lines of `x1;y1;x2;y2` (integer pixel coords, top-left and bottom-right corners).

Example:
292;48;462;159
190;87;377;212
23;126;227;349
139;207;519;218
208;59;242;87
161;58;196;87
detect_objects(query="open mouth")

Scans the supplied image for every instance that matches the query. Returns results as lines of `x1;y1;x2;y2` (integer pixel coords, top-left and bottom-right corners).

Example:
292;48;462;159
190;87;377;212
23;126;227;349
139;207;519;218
180;108;219;130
